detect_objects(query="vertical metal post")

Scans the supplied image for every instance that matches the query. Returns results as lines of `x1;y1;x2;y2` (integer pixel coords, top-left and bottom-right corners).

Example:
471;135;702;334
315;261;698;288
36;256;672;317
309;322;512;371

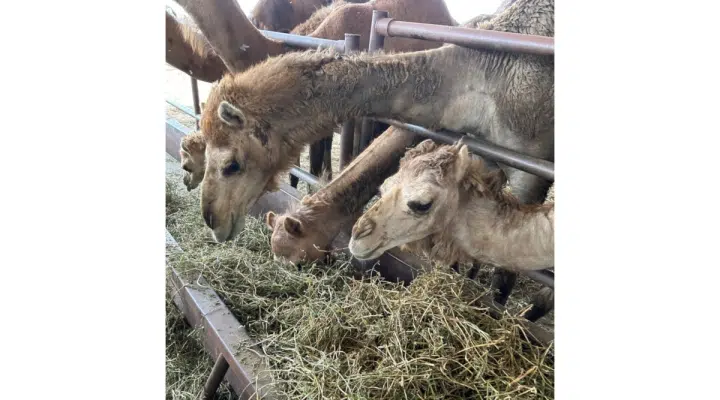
191;77;201;130
357;10;389;155
340;33;361;170
200;354;229;400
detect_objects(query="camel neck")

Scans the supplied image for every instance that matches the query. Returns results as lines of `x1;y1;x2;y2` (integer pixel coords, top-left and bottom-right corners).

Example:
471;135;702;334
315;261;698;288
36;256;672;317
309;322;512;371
287;48;447;145
458;194;554;270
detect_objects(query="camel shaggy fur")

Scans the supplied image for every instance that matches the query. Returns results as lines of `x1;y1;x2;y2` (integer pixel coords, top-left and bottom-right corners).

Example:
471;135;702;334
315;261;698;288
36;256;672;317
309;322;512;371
196;0;553;245
173;0;458;189
348;139;554;270
266;126;418;264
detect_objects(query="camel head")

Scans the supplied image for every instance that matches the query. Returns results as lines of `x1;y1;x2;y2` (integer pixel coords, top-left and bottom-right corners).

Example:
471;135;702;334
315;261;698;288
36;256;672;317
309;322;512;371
349;139;504;260
198;72;294;242
250;0;295;33
265;205;331;265
179;132;207;191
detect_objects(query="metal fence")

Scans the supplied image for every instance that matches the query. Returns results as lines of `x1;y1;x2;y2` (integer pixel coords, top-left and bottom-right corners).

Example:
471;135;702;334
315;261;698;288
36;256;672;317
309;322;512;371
165;12;555;399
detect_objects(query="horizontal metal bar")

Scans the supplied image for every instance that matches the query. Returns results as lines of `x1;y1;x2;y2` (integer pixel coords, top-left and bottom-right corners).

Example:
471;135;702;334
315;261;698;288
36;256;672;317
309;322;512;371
375;18;553;56
166;99;200;120
167;233;277;399
375;118;554;181
260;30;345;51
288;167;321;188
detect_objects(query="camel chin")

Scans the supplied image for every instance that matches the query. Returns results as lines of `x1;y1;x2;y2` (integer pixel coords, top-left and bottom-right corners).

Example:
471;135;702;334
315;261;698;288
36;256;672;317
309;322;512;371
210;215;246;243
348;238;388;260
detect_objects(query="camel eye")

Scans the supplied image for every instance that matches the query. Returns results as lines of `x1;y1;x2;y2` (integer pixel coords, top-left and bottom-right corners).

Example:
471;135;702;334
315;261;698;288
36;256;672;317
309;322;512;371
408;200;433;214
222;160;242;176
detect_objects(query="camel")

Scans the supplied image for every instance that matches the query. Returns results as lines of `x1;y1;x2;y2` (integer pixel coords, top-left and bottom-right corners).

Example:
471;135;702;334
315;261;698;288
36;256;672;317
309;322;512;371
349;139;554;321
265;126;418;264
173;0;458;188
179;131;207;191
348;139;554;270
250;0;370;34
166;10;226;83
195;0;553;246
191;0;553;314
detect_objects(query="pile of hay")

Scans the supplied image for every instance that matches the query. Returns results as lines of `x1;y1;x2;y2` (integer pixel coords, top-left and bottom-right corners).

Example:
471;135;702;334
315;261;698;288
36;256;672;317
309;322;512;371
166;177;554;399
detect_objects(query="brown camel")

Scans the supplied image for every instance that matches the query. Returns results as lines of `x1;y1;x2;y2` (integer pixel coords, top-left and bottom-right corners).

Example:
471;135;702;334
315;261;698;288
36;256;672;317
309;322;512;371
166;10;226;83
197;0;553;243
348;139;554;270
265;126;418;264
192;0;553;317
250;0;370;33
174;0;458;187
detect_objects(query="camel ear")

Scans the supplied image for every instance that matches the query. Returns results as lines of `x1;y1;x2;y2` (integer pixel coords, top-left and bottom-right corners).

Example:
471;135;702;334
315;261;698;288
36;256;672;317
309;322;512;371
453;145;472;182
218;100;246;128
265;211;277;231
283;216;303;237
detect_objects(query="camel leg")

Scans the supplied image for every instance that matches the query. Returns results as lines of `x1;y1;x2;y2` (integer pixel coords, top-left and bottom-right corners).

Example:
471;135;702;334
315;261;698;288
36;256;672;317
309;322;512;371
490;268;517;306
322;134;333;180
289;154;300;188
522;286;554;322
450;262;460;274
467;262;480;280
309;139;325;178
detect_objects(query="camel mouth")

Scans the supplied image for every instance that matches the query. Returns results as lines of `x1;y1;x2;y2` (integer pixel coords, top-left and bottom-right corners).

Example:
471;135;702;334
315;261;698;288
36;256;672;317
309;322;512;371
211;213;246;243
348;240;384;261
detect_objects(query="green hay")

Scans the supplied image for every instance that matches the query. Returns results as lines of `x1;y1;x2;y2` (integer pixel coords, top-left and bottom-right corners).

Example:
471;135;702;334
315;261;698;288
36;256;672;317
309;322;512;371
165;174;554;399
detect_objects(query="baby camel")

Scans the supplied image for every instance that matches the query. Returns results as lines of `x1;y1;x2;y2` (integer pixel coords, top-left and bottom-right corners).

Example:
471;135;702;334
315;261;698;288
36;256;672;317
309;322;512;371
266;126;418;264
349;139;554;272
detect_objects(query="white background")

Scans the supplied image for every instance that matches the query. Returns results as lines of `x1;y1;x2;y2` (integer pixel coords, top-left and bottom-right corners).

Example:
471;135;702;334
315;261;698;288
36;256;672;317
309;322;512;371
1;0;719;399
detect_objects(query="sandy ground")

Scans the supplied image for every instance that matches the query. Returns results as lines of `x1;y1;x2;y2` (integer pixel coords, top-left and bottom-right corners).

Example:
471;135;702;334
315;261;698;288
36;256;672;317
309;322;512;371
164;65;554;331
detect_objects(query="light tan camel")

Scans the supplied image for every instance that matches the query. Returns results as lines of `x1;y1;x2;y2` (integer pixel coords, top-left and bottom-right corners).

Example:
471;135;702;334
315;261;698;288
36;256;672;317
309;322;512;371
348;139;554;271
196;0;553;244
179;131;207;191
173;0;458;188
265;126;418;264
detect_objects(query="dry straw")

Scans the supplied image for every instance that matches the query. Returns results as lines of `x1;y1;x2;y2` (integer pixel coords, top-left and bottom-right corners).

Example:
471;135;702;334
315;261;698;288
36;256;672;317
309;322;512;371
166;179;554;399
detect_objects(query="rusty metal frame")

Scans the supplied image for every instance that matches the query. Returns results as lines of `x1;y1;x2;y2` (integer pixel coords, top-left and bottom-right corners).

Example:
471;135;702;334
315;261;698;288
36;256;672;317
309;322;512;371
166;231;277;400
260;29;345;51
356;10;389;156
375;18;554;55
376;118;554;181
339;34;361;169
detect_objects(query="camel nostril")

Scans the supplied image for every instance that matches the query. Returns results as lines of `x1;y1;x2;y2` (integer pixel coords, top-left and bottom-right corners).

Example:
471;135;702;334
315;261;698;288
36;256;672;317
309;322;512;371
203;209;215;229
352;220;375;240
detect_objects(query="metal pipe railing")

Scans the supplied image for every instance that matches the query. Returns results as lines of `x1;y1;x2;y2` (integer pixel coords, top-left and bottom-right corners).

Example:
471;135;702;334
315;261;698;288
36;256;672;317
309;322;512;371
375;18;554;56
357;10;389;155
260;30;345;51
375;118;554;181
340;34;361;169
191;77;201;130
